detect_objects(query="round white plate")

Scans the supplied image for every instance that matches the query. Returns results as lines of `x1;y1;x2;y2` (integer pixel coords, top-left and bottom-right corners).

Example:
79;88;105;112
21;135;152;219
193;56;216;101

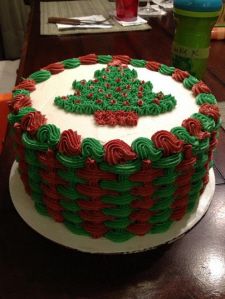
9;161;215;254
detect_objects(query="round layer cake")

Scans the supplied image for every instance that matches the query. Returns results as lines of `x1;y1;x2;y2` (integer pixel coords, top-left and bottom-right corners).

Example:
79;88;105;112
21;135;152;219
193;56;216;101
8;54;220;243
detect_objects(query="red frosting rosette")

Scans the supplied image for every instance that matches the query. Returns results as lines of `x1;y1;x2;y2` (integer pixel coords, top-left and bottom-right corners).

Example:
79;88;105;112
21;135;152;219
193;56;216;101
199;103;220;122
58;129;81;155
20;111;46;135
104;139;137;165
79;53;97;64
13;79;36;92
192;81;211;96
146;61;161;71
151;130;183;156
182;118;210;139
112;55;131;64
42;62;64;74
172;69;189;82
8;94;32;113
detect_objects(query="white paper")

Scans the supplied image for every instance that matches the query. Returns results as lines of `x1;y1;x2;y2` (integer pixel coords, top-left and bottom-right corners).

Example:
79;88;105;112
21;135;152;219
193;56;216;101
57;15;112;30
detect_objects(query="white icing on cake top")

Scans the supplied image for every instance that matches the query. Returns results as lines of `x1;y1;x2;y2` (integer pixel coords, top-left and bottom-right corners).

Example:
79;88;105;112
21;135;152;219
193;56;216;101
30;64;199;145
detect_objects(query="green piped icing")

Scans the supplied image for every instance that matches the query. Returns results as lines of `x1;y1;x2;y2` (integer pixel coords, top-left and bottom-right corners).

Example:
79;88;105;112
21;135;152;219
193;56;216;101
152;153;183;168
105;218;131;229
12;89;30;97
81;138;104;162
57;169;85;184
130;59;146;67
104;205;133;218
149;208;172;224
36;124;60;148
100;179;139;192
151;220;172;234
105;230;134;242
153;184;177;198
100;160;141;175
27;166;41;182
35;202;49;216
97;55;113;64
189;180;203;195
8;107;36;124
64;222;89;236
56;153;85;168
153;171;177;185
150;196;174;211
102;194;135;205
25;150;41;167
60;199;80;212
28;70;51;83
62;58;80;69
132;137;162;161
63;211;82;224
171;126;199;147
192;113;216;132
54;65;177;120
183;76;199;90
196;93;217;105
159;64;175;75
57;185;85;200
191;167;207;182
22;132;49;151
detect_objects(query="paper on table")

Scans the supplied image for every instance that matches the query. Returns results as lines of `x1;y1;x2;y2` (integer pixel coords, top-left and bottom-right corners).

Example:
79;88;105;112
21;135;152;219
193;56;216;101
114;16;148;27
56;15;112;30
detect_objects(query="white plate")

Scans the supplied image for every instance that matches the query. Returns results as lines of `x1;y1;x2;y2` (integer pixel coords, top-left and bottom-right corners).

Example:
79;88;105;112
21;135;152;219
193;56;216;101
9;161;215;254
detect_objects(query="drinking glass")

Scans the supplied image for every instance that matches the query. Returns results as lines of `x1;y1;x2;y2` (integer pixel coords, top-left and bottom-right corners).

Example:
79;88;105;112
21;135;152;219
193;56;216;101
116;0;139;21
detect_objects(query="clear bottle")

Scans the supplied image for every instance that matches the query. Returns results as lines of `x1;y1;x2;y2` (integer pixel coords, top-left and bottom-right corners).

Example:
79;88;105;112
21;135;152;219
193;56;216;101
172;0;223;79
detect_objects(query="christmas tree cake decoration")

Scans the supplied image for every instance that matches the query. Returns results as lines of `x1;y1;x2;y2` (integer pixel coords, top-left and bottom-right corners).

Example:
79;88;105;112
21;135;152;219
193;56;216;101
54;60;177;126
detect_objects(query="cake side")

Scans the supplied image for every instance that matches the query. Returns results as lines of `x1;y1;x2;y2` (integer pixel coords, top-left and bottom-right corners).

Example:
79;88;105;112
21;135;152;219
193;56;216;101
8;54;221;242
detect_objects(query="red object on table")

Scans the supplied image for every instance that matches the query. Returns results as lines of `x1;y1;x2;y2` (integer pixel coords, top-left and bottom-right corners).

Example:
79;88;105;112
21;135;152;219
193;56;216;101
0;93;11;154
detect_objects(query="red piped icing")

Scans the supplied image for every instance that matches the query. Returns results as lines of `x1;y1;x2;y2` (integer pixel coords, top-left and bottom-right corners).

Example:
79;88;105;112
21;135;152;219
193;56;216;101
172;69;189;82
152;130;184;156
192;81;211;96
132;184;155;197
128;222;151;235
83;222;108;238
77;198;111;210
76;184;117;197
94;110;138;127
42;62;64;74
39;149;63;168
146;61;161;71
79;53;97;64
47;209;64;222
130;167;163;182
182;118;210;139
130;209;154;222
58;129;81;155
199;104;220;122
104;139;137;165
77;162;116;182
171;207;186;221
8;94;31;113
13;79;36;92
79;210;112;223
20;111;46;135
112;55;130;64
131;197;154;209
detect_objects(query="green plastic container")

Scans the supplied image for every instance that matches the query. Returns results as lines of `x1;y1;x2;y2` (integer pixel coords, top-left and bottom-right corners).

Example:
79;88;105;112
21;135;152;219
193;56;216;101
172;0;222;79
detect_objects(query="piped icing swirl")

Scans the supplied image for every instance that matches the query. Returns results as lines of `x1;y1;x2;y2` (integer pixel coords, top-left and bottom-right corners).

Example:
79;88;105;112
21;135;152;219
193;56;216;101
182;118;210;139
58;129;81;155
104;139;137;165
20;111;47;135
152;130;184;156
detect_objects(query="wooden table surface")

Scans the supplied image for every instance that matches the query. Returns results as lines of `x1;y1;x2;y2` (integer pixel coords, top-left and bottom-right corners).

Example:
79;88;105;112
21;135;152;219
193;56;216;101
0;1;225;298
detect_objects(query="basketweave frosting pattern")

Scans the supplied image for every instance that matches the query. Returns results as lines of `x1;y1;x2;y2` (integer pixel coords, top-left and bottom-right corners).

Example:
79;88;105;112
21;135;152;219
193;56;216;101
8;54;221;242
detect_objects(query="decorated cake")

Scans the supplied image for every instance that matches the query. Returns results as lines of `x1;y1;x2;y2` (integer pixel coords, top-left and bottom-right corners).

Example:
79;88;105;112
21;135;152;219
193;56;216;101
8;54;220;243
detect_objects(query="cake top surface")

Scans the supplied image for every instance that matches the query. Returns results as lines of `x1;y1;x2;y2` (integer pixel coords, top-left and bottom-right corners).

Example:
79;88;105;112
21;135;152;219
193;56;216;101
9;54;220;153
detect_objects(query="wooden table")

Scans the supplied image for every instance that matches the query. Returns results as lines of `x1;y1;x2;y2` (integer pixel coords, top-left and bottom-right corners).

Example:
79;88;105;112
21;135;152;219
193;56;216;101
0;1;225;298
